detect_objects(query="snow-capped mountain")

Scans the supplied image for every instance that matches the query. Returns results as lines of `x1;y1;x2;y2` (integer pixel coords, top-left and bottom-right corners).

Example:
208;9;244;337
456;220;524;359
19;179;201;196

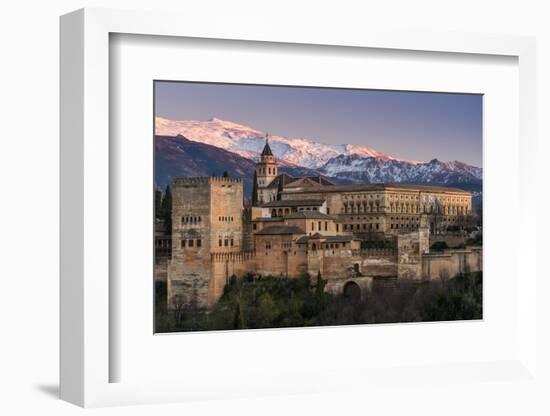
321;155;482;185
155;117;482;191
155;117;414;169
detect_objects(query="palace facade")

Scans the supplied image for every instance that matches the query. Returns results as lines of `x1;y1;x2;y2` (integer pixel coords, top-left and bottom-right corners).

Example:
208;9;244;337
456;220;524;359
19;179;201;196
167;138;481;307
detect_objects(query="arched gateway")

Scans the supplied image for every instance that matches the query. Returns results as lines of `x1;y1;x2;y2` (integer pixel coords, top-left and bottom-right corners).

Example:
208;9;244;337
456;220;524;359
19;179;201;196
343;281;361;301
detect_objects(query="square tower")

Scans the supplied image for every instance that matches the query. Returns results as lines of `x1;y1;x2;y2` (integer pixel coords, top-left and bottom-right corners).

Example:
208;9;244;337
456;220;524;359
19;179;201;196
167;176;244;307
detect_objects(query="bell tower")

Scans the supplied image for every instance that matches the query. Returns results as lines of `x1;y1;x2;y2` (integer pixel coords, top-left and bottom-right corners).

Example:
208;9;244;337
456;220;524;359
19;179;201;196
256;134;278;204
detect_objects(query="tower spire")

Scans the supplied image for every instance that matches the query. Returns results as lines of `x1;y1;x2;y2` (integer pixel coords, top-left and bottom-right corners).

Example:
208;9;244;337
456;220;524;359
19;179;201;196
261;133;273;157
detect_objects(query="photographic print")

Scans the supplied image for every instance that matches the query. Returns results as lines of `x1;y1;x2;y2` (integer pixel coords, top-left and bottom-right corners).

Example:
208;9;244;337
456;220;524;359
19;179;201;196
154;82;483;333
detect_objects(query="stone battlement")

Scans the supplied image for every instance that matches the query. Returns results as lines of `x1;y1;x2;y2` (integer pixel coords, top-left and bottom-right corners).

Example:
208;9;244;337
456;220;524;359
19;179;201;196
211;251;256;263
355;248;397;257
173;176;243;186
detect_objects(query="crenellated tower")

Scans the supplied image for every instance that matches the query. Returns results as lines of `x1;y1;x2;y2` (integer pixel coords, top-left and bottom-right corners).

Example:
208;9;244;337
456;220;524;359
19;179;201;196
167;176;244;307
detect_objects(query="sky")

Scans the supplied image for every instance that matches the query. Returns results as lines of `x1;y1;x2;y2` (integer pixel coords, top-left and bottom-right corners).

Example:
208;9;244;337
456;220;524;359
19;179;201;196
155;81;483;167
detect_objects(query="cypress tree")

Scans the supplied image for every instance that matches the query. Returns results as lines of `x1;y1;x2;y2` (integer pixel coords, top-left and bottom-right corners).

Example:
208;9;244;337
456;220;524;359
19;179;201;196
233;302;243;329
315;271;326;296
251;170;258;206
276;176;284;200
155;188;162;220
161;184;172;234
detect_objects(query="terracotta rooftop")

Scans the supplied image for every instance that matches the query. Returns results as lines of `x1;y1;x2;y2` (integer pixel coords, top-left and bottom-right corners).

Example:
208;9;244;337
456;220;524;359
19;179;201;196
261;199;325;208
252;217;284;222
295;234;356;244
284;211;334;220
266;174;335;189
255;225;305;235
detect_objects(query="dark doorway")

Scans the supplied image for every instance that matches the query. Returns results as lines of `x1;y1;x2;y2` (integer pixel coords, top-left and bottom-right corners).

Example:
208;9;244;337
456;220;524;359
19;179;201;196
343;281;361;301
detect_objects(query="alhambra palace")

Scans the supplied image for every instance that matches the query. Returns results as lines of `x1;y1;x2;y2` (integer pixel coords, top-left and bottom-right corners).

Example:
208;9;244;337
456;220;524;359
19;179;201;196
159;139;482;307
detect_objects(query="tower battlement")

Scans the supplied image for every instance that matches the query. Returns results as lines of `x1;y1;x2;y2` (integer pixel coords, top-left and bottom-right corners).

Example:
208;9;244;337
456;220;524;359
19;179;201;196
173;176;243;187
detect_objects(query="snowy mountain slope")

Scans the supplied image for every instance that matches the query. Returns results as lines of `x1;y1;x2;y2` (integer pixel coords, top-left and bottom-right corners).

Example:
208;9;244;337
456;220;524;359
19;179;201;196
155;117;415;168
321;155;482;184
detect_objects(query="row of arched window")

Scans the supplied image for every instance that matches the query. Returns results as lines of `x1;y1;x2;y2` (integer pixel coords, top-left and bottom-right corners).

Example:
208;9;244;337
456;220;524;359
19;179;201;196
182;216;201;224
218;216;235;222
310;221;329;232
218;238;234;247
258;167;277;176
343;202;380;214
180;239;201;248
271;207;318;217
343;223;379;231
342;202;469;215
390;203;468;215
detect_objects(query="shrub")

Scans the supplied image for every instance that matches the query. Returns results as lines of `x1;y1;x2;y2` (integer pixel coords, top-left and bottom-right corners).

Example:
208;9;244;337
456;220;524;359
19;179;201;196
430;241;449;251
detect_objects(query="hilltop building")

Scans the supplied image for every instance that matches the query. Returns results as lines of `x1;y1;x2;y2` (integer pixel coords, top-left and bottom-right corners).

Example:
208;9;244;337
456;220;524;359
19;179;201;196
167;137;481;307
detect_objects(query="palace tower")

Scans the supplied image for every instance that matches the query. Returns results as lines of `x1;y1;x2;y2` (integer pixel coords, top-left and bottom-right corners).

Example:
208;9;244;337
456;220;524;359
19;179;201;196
255;135;278;204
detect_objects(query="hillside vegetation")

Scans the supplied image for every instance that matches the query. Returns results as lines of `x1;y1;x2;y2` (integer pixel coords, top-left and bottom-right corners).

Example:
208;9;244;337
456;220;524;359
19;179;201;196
155;271;482;333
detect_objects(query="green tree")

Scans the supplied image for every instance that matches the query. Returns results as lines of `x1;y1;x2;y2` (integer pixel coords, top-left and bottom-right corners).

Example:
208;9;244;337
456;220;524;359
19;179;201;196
276;177;284;200
430;241;448;251
251;170;258;206
257;293;278;327
233;302;244;329
161;184;172;234
315;271;326;296
155;188;162;220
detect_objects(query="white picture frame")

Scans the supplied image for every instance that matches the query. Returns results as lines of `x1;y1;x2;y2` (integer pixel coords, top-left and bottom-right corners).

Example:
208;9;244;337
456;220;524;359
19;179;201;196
60;8;538;408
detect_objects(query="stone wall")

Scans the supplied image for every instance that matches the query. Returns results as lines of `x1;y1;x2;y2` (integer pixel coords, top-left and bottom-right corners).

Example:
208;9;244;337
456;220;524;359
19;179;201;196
210;252;256;301
154;257;168;282
254;234;292;277
422;247;482;280
396;226;429;280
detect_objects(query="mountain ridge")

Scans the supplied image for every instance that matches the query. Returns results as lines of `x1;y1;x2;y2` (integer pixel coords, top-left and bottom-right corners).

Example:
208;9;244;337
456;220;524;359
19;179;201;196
155;117;482;197
155;116;425;168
